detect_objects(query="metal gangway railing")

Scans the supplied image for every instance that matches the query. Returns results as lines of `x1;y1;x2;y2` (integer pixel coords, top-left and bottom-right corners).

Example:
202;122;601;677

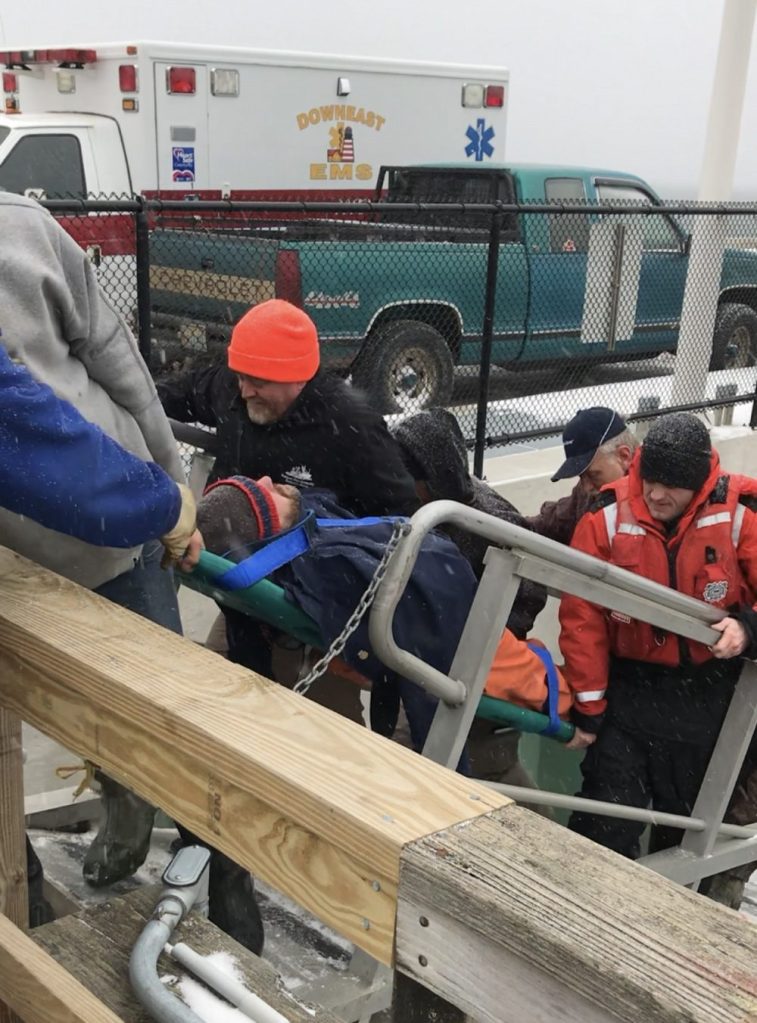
370;501;757;888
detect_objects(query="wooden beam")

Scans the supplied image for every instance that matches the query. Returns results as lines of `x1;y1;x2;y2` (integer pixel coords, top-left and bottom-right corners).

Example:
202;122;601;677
0;547;507;964
396;805;757;1023
0;709;26;928
0;914;124;1023
0;708;27;1023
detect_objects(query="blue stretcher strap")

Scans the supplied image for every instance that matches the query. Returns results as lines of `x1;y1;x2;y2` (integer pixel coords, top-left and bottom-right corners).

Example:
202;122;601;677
214;513;407;591
527;642;562;737
216;511;317;590
315;515;404;528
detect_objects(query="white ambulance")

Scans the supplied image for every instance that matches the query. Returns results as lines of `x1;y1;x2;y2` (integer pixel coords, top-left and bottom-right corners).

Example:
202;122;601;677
0;41;509;198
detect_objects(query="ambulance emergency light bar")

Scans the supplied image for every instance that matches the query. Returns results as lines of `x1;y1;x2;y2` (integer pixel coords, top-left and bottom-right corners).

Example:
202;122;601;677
0;48;97;68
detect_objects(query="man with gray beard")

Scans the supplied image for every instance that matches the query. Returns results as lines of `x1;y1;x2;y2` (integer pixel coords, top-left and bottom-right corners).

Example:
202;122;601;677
157;299;417;518
159;299;417;681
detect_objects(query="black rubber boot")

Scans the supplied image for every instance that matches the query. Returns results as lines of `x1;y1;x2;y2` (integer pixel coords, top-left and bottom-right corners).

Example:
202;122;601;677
207;848;265;955
83;771;156;887
26;837;54;927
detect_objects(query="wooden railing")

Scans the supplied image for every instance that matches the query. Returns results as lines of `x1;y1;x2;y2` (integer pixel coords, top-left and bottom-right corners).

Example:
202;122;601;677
0;546;756;1022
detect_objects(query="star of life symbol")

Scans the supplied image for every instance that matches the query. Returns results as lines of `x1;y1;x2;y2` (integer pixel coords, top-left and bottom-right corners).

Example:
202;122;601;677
465;118;495;161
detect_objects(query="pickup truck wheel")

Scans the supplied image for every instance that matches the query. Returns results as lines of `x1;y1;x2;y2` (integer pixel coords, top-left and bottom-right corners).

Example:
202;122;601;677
710;303;757;370
352;321;454;413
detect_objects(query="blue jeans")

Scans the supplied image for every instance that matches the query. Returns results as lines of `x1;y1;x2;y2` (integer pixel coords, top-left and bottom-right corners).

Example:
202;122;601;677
95;540;182;634
96;544;263;951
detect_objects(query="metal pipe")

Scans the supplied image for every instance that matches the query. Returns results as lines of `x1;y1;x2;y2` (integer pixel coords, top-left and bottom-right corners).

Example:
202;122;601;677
135;197;153;367
484;782;757;839
130;846;211;1023
130;899;207;1023
39;196;757;217
166;942;292;1023
473;211;503;478
169;419;219;454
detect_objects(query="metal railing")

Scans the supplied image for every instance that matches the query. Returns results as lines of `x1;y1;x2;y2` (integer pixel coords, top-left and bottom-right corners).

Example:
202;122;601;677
369;500;757;887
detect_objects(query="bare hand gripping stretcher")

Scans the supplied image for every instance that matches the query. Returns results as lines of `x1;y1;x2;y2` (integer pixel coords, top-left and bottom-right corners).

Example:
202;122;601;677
179;519;575;745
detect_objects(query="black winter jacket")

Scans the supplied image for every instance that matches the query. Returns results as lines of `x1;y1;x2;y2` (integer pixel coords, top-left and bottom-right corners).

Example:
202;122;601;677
158;361;418;517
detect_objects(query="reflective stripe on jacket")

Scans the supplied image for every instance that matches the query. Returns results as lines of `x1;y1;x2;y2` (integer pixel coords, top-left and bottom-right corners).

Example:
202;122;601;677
559;449;757;720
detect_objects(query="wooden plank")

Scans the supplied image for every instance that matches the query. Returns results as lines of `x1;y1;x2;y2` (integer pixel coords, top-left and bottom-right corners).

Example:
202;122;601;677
0;547;507;964
24;786;99;829
397;805;757;1023
0;913;124;1023
0;709;26;927
41;877;81;921
0;708;26;1023
33;885;342;1022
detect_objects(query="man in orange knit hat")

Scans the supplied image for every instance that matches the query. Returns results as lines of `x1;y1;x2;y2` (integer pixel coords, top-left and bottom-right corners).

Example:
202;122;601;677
159;298;417;680
159;298;417;518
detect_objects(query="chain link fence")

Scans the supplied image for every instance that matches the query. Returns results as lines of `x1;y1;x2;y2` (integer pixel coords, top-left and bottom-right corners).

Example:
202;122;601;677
45;195;757;473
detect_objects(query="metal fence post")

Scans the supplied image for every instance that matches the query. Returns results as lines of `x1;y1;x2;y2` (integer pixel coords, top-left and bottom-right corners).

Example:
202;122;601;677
633;394;661;441
473;210;503;479
135;197;152;367
714;382;738;425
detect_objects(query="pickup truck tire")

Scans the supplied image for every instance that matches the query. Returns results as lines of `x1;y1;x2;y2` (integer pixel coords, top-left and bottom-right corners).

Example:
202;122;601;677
710;303;757;370
352;320;455;413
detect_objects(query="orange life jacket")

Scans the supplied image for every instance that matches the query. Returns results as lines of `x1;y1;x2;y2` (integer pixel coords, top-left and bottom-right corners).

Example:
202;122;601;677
602;472;755;666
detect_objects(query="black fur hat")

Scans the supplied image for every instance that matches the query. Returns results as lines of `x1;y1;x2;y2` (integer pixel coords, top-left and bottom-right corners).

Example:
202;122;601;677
640;414;711;492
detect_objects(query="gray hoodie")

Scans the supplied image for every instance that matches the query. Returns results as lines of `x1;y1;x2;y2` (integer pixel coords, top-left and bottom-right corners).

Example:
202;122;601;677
0;192;183;587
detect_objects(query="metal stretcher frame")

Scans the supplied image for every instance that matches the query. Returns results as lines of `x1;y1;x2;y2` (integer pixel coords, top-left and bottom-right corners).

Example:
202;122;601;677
174;420;757;887
369;499;757;889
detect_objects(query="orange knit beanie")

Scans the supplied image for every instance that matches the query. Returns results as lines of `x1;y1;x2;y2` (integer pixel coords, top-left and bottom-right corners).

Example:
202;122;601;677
227;299;320;382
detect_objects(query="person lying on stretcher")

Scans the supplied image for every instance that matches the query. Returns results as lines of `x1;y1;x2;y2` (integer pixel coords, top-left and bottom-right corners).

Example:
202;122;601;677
195;475;572;752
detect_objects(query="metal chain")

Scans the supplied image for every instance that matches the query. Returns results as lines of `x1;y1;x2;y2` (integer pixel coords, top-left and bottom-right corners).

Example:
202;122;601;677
293;518;412;697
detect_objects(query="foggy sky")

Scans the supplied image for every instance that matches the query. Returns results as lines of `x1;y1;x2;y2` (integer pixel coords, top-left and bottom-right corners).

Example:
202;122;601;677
1;0;755;199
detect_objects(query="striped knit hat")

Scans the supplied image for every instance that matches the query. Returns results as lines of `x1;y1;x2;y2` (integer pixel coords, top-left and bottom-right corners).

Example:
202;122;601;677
198;476;280;557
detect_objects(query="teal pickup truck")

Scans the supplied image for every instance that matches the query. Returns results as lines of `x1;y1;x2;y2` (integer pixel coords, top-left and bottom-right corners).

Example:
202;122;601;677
150;163;757;411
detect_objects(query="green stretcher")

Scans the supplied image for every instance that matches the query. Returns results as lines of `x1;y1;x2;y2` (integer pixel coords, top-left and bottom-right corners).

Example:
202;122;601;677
180;549;575;743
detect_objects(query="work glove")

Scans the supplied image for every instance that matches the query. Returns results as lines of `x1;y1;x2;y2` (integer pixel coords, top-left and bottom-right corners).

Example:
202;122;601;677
160;483;198;569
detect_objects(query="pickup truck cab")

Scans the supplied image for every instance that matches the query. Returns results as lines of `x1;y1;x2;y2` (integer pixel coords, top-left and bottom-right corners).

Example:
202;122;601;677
149;163;757;411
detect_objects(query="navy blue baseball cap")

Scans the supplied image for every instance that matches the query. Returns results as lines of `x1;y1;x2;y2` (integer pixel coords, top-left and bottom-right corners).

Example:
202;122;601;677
551;407;627;482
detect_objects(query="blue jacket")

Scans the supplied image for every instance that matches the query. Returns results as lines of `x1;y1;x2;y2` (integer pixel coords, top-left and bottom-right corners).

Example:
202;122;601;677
0;345;180;547
277;490;478;690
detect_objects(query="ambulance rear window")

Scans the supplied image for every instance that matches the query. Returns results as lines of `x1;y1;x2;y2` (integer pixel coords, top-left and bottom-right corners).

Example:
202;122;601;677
0;134;86;198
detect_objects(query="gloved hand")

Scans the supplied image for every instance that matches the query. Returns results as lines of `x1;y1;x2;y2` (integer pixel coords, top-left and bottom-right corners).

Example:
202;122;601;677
160;484;200;569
